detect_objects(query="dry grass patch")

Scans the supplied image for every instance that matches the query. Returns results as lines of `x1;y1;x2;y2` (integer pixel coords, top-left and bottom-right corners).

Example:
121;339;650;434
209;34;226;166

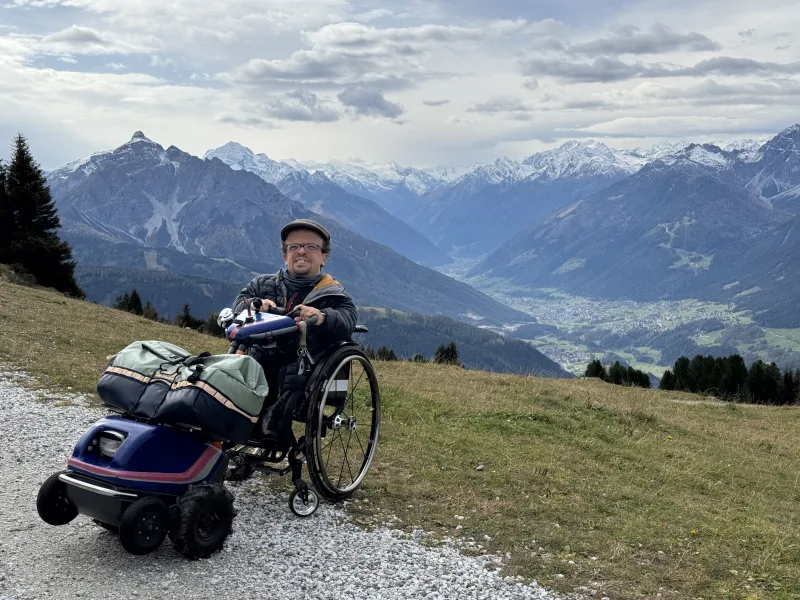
1;278;799;599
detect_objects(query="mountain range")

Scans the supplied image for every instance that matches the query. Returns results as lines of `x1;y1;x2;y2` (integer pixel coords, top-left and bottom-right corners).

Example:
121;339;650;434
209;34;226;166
468;126;800;327
43;121;800;374
46;132;528;327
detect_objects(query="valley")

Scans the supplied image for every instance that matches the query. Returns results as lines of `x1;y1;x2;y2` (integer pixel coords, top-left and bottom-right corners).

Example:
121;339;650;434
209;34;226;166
467;282;800;379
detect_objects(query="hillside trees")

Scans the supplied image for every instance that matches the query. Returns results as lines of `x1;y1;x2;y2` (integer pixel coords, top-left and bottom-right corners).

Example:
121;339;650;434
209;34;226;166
660;353;799;405
0;134;83;297
584;359;650;388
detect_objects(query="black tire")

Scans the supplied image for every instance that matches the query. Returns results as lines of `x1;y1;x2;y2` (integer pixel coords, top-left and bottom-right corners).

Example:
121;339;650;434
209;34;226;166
36;472;78;526
169;483;236;559
224;453;254;482
118;497;168;555
93;519;119;534
306;348;380;501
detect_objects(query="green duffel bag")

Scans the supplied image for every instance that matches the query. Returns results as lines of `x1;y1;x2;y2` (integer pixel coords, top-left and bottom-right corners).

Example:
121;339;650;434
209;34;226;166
98;341;269;443
153;354;269;443
97;340;193;415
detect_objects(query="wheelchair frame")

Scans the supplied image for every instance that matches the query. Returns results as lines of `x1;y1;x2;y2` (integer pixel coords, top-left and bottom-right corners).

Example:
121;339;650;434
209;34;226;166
224;337;380;517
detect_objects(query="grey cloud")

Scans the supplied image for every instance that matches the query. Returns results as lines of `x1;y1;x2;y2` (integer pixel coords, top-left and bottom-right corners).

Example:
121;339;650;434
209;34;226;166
522;78;538;90
468;96;532;115
40;25;159;55
337;86;405;119
45;25;108;45
567;24;719;56
681;57;800;76
262;89;340;122
531;37;567;52
223;20;520;90
423;99;450;106
521;55;653;83
739;29;756;40
641;78;800;107
521;55;800;83
215;113;277;128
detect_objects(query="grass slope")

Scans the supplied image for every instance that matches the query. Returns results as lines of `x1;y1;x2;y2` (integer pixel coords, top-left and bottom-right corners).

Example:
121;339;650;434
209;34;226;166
1;275;798;600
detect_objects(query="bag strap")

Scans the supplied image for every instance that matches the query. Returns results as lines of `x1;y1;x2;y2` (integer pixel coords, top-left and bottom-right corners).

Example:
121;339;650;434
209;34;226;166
187;365;204;384
182;351;211;367
141;342;189;364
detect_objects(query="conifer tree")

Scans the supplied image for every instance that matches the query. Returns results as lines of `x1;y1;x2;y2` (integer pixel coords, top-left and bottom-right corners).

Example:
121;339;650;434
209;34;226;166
142;301;159;321
659;369;675;390
0;161;12;264
3;134;83;297
585;359;607;380
434;341;459;365
128;289;143;316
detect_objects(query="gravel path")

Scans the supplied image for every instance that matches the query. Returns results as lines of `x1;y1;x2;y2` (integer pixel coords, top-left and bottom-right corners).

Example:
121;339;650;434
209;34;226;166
0;369;570;600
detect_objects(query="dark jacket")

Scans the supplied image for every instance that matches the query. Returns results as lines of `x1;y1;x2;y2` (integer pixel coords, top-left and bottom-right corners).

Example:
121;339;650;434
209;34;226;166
233;269;357;360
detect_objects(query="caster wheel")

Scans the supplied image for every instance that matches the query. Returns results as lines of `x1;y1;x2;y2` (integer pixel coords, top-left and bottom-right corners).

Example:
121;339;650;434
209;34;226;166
119;497;168;555
37;472;78;526
289;488;319;517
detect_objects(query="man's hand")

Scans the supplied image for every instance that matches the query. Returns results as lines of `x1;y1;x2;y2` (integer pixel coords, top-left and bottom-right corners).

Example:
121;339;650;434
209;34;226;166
251;298;277;312
294;304;325;326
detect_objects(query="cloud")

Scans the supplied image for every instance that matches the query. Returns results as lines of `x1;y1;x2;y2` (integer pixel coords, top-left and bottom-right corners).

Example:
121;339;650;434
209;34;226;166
567;24;719;56
468;96;533;116
422;99;449;106
521;55;800;83
40;25;158;55
738;29;756;40
149;55;175;68
354;8;394;22
223;19;528;89
57;56;77;63
522;78;538;90
106;61;124;70
215;113;277;128
262;89;340;122
337;85;405;119
636;78;800;106
566;115;781;139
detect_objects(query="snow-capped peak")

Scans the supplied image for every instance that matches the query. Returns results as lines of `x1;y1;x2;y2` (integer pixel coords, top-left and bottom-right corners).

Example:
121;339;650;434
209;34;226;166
204;142;298;184
283;158;443;196
522;139;638;180
129;131;155;144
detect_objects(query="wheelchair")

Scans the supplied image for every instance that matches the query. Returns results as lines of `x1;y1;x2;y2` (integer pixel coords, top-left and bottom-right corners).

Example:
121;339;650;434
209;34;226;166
219;302;381;517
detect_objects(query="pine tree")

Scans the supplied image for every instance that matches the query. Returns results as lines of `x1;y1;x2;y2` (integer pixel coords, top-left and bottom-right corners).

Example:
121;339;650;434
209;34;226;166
128;289;143;315
113;292;132;312
659;369;675;390
434;341;459;365
142;301;159;321
3;134;83;297
0;160;13;265
780;368;796;406
585;359;607;380
175;304;201;330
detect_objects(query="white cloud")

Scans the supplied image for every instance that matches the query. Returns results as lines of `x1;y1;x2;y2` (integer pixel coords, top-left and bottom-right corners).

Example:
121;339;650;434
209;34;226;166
2;0;800;168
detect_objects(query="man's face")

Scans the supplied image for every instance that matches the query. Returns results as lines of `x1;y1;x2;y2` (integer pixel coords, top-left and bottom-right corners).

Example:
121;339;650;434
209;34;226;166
283;229;328;277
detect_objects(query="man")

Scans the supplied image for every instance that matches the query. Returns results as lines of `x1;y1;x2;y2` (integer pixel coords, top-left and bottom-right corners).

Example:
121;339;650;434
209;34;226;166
232;219;357;447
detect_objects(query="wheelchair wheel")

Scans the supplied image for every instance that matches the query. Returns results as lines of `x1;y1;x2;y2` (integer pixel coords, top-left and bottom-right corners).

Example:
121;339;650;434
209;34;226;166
305;347;380;501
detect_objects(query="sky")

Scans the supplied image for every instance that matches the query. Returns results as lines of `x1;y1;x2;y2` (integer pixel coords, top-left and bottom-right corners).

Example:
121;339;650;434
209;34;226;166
1;0;799;170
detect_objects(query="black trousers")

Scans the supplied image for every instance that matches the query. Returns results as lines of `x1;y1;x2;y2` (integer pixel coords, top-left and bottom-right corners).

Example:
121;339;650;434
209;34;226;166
254;355;310;446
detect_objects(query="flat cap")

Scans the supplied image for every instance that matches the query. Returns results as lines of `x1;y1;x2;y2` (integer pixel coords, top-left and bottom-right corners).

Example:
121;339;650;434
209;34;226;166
280;218;331;242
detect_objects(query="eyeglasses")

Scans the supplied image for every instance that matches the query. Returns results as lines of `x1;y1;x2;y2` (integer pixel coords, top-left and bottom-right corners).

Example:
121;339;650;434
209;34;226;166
284;243;322;253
